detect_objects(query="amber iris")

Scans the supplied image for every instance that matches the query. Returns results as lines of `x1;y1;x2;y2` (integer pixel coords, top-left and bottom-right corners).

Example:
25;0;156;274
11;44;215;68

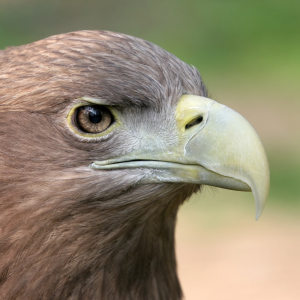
76;105;113;133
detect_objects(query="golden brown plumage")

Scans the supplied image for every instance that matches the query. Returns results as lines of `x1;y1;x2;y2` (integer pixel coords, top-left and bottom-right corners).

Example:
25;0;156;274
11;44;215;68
0;31;206;300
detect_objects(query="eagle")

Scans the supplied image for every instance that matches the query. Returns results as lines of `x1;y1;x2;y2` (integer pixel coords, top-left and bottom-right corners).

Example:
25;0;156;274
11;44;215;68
0;31;269;300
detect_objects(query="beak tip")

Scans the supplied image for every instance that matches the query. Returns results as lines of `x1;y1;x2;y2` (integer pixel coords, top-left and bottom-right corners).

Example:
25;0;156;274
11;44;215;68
255;211;262;221
254;190;269;220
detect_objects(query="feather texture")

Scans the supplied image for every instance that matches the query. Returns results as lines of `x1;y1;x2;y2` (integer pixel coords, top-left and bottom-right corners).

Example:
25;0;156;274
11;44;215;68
0;31;206;299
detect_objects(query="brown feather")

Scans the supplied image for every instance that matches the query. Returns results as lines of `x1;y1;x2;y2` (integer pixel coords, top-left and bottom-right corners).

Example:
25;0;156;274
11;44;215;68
0;31;206;300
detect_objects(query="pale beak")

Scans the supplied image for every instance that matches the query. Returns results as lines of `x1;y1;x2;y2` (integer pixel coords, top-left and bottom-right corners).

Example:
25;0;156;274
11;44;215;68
176;95;270;219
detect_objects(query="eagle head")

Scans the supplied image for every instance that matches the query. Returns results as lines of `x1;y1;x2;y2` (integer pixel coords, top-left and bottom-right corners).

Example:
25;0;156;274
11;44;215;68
0;31;269;300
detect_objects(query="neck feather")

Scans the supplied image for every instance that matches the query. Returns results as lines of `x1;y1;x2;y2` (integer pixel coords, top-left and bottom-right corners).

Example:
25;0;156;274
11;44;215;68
0;180;198;300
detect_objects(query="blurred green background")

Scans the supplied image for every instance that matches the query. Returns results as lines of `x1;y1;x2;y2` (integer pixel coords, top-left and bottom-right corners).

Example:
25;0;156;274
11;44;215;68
0;0;299;299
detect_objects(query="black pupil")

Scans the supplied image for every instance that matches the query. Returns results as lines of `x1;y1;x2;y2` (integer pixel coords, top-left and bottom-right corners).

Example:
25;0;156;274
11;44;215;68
88;107;102;124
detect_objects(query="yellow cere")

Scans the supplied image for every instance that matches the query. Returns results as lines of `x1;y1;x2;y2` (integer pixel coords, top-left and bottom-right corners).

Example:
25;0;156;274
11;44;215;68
175;95;212;133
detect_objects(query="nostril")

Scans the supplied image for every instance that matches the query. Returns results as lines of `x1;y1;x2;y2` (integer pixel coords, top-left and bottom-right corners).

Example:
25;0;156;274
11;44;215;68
185;116;203;130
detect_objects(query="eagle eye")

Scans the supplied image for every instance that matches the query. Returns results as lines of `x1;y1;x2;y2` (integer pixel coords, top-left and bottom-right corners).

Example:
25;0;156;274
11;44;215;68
75;105;113;134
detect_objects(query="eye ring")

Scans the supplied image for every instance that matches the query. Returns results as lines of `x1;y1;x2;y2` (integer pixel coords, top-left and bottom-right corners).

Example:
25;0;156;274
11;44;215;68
74;105;114;134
